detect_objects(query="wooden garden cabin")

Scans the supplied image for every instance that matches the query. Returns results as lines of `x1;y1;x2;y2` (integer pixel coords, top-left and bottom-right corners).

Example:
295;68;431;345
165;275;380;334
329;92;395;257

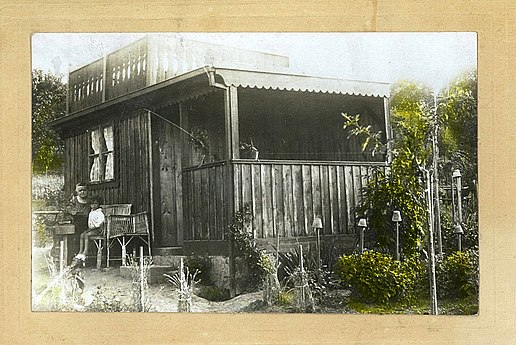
50;35;391;260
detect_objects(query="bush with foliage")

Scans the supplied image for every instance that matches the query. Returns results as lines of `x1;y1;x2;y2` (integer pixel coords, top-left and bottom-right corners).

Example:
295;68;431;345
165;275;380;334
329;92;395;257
335;251;426;304
437;250;478;300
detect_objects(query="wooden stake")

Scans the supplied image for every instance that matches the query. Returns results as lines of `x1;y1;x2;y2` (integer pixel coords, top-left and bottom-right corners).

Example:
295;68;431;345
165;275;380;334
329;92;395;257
140;246;145;311
59;240;64;273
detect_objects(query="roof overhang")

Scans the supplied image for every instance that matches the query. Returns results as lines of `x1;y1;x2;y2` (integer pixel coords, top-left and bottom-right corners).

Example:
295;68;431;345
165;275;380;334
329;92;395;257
50;65;390;130
213;67;390;98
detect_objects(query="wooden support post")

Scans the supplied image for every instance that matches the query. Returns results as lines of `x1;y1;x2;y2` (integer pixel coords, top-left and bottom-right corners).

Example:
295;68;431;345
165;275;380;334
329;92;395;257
224;86;239;297
383;96;393;164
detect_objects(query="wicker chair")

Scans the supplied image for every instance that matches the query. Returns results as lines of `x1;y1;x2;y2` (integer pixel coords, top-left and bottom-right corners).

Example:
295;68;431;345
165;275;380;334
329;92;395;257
90;204;130;268
104;208;152;268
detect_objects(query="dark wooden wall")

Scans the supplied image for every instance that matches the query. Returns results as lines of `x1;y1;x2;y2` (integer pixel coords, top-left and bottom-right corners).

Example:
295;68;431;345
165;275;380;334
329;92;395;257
182;91;226;166
151;107;183;247
63;110;152;216
182;162;228;241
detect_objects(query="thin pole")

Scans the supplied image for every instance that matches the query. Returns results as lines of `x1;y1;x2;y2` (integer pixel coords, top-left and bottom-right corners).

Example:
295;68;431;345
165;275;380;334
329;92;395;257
299;244;305;306
426;169;439;315
395;222;400;261
360;227;364;254
316;228;321;270
59;240;64;273
451;171;456;227
433;92;443;257
456;172;463;225
316;228;322;283
140;246;145;311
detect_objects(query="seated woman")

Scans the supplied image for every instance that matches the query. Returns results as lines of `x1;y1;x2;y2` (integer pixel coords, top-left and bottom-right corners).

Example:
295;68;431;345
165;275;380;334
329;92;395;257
62;182;90;263
75;196;105;261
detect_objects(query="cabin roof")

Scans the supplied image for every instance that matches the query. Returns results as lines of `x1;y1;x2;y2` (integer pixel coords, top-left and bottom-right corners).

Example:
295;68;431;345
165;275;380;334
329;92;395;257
214;67;390;98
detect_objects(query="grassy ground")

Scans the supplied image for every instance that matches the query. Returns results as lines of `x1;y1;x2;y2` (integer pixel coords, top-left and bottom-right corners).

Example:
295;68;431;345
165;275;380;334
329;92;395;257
346;298;478;315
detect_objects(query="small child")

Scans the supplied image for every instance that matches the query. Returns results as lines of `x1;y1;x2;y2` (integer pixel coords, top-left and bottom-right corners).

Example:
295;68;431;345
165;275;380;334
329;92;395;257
75;196;105;261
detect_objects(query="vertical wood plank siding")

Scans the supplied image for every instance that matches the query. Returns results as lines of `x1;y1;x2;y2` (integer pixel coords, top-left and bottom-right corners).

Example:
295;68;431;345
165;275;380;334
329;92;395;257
63;111;151;216
182;162;227;241
181;160;385;242
152;116;184;246
232;161;385;239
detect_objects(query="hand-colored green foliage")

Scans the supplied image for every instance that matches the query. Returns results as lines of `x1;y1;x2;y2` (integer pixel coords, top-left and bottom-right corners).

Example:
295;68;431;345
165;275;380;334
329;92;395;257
345;81;433;256
335;251;427;304
440;203;479;253
32;69;66;174
437;250;479;300
438;71;478;190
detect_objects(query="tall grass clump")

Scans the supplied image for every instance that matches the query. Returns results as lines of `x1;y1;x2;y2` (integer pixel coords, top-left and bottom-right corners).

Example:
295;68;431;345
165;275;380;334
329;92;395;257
165;258;199;312
32;255;85;311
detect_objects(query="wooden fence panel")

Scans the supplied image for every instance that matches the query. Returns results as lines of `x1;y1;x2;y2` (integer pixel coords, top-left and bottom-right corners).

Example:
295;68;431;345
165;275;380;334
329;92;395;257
228;161;386;241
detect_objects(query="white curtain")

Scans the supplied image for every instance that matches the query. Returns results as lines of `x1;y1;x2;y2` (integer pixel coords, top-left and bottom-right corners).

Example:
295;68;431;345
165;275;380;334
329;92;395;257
90;129;101;181
104;126;114;180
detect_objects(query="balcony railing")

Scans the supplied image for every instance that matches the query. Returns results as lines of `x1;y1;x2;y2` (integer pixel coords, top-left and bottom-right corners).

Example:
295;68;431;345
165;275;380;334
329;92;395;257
67;35;289;114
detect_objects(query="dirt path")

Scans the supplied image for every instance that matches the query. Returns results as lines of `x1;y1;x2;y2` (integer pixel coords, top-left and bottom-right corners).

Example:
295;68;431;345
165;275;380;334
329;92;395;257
82;267;263;313
33;246;263;313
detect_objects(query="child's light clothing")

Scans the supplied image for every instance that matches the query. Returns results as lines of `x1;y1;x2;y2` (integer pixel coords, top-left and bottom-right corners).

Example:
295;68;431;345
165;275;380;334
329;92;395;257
88;208;105;229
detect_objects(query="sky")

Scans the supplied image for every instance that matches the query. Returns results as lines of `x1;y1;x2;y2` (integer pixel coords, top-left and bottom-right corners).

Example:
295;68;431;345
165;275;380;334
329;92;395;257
32;32;477;92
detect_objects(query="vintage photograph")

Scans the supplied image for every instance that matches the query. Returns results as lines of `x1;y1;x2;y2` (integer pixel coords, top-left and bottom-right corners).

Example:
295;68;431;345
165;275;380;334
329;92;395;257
31;32;478;314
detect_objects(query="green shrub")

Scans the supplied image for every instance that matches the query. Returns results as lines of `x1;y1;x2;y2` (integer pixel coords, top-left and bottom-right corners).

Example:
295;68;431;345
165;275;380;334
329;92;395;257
335;251;426;304
437;250;478;300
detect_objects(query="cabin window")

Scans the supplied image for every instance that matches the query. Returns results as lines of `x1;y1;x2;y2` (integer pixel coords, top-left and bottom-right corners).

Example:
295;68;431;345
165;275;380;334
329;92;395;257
89;124;114;183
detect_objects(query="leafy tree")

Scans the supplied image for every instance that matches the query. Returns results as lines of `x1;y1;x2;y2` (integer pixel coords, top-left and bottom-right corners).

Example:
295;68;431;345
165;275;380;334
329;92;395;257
438;70;477;188
32;69;66;173
344;72;478;256
344;80;434;256
437;71;478;252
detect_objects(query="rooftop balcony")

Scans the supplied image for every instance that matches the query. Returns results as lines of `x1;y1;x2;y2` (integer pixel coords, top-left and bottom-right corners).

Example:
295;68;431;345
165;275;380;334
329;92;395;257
67;35;290;114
